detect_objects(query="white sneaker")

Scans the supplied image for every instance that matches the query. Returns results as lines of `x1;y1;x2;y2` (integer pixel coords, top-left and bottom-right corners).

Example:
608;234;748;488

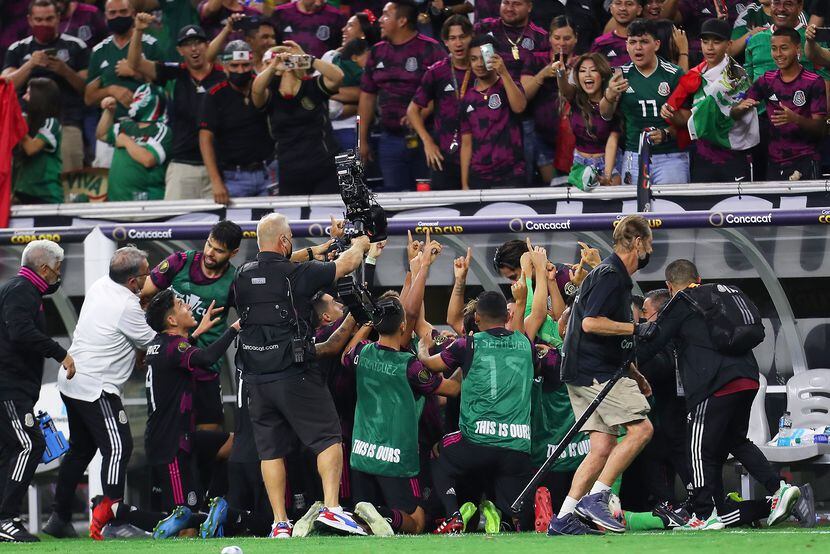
354;502;394;537
767;481;801;527
674;513;724;531
315;506;367;536
292;501;324;538
269;521;292;539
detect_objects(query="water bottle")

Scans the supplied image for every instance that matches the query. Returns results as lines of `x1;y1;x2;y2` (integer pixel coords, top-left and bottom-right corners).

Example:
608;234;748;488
777;411;793;446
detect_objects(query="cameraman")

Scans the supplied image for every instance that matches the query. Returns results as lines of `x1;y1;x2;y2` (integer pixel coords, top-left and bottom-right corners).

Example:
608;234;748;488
233;213;371;538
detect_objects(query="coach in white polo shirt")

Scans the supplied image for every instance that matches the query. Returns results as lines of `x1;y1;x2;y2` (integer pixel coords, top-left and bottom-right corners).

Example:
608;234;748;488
45;246;156;537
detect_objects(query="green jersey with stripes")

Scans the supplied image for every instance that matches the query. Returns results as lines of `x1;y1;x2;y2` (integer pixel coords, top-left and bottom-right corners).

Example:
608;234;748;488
619;58;684;154
13;117;64;203
106;120;171;201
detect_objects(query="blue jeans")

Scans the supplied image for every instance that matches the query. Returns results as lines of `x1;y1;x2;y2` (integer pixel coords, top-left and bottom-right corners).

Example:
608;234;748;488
573;151;622;178
376;131;427;192
622;151;690;186
222;168;271;198
522;119;536;185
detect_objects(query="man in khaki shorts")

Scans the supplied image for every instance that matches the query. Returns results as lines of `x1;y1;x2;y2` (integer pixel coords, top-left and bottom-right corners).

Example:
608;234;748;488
549;214;655;536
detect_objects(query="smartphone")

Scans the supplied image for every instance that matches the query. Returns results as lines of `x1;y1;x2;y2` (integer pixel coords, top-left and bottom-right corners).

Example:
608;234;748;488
480;43;495;71
44;48;57;57
283;54;312;70
815;27;830;43
553;52;563;64
232;15;248;31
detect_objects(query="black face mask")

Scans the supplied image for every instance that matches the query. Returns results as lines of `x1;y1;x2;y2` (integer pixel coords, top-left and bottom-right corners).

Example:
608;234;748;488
637;251;651;270
44;278;61;296
228;71;253;88
107;15;134;35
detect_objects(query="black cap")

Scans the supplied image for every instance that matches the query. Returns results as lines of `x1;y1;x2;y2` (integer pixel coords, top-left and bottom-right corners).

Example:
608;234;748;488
700;18;731;41
177;24;208;45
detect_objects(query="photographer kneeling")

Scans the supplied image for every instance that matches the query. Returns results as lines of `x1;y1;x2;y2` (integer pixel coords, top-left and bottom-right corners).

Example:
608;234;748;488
233;213;370;538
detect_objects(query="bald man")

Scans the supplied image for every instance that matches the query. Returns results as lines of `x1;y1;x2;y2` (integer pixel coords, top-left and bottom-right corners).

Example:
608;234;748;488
233;213;370;538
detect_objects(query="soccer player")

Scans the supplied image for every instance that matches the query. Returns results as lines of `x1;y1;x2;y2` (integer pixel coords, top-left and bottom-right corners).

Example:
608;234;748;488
473;0;550;81
591;0;643;68
141;220;243;432
408;15;474;190
601;18;689;186
732;26;826;180
459;36;527;190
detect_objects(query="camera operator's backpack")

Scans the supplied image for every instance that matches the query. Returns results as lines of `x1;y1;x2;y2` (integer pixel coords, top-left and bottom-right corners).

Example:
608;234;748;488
680;283;765;355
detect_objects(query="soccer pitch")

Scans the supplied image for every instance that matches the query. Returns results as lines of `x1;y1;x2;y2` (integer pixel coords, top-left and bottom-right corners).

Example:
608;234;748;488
12;528;830;554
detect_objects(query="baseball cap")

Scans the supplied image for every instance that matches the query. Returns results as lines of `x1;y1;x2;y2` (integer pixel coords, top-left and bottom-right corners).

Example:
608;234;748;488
177;24;208;45
223;40;253;62
700;18;731;41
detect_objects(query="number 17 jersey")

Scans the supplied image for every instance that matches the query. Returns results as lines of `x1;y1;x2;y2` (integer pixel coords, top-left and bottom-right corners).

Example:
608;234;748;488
619;58;684;154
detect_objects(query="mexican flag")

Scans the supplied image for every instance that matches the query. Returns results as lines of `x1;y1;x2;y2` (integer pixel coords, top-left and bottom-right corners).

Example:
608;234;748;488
666;57;759;151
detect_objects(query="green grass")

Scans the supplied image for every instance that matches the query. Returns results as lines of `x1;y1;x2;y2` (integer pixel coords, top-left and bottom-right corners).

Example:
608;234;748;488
13;528;830;554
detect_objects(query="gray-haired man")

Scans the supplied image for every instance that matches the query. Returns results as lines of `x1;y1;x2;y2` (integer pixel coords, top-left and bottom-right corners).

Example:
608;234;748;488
45;246;157;539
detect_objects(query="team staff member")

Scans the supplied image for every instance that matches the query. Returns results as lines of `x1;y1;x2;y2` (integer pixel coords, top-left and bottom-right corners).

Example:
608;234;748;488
141;220;244;431
549;214;654;536
408;15;474;190
127;15;227;201
0;241;74;543
271;0;346;58
48;247;157;539
199;41;274;202
358;0;445;192
632;259;801;531
233;213;371;538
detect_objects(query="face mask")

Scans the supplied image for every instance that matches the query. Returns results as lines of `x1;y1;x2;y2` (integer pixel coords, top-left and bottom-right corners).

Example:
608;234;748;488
637;251;651;270
228;70;253;88
107;15;134;35
32;25;57;43
44;277;62;296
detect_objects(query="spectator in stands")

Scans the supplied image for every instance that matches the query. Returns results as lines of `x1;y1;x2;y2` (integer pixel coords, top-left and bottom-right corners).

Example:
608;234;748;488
600;18;688;185
96;83;171;201
460;35;527;190
426;1;473;39
251;40;344;195
243;16;277;73
652;19;688;71
643;0;664;20
358;0;444;191
13;77;65;204
55;0;107;47
85;0;163;127
408;15;474;190
592;0;642;67
198;0;262;40
569;52;622;185
323;11;379;152
732;26;826;180
527;0;597;54
730;1;782;59
3;0;89;173
0;1;32;61
199;41;274;202
132;0;201;60
474;0;550;82
127;15;227;201
271;0;346;59
474;0;501;22
658;0;717;66
521;15;580;184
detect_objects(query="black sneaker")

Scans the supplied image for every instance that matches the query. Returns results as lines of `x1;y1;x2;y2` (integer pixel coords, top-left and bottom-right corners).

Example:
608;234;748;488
792;483;816;528
0;518;39;542
43;512;78;539
653;502;689;529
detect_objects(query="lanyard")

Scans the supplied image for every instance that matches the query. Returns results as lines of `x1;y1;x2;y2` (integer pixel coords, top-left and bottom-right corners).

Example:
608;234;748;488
449;61;471;100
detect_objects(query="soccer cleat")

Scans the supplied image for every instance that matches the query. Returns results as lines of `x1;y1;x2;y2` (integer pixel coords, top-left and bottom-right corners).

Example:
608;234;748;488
354;502;394;537
767;481;801;527
674;513;725;531
792;483;816;528
547;513;604;536
479;500;501;534
653;502;689;529
0;518;39;543
153;506;192;539
459;502;477;532
89;496;116;541
575;491;625;533
200;497;229;539
314;507;367;536
102;522;149;539
269;521;293;539
43;511;78;539
292;501;324;538
534;487;553;533
433;513;464;534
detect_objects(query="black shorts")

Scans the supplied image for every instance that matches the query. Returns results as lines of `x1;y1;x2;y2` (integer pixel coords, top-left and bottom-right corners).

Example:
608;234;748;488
767;156;819;181
692;152;751;183
194;377;224;426
247;369;341;460
351;469;422;514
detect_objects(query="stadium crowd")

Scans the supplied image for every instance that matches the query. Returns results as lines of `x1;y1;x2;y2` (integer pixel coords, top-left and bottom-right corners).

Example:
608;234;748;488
0;214;816;541
3;0;830;206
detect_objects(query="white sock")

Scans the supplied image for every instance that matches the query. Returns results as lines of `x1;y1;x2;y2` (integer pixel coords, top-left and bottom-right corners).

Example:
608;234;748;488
590;481;612;495
329;506;344;514
110;502;119;518
558;496;579;517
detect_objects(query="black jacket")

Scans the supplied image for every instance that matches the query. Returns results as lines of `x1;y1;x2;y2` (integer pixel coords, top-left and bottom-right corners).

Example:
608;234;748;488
635;290;758;409
0;274;67;402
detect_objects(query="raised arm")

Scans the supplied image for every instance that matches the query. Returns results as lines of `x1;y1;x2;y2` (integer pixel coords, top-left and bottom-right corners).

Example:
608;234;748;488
128;13;158;81
447;247;471;335
334;235;371;279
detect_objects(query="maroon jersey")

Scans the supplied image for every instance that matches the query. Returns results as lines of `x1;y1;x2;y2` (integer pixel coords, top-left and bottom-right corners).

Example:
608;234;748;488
197;1;260;40
524;53;560;146
474;17;549;81
272;1;346;58
474;0;502;22
412;58;472;163
569;102;621;155
59;2;107;47
361;33;445;134
590;31;629;68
